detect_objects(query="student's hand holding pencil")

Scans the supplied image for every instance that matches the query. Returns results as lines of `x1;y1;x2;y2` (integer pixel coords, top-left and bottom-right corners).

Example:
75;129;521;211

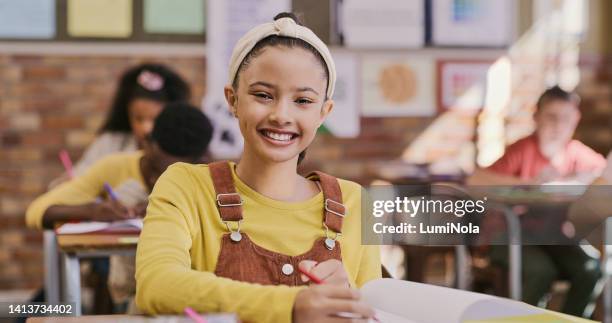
89;199;134;221
299;259;350;287
293;261;378;322
132;201;148;218
293;284;376;323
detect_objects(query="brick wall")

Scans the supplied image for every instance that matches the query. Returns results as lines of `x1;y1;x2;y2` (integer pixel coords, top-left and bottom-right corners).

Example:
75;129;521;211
0;54;206;290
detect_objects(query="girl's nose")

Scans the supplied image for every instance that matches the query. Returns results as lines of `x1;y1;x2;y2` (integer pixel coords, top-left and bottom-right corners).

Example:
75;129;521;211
268;100;292;125
141;121;154;136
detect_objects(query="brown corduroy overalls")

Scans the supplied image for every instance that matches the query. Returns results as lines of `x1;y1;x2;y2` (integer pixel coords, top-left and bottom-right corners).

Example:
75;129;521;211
208;161;347;286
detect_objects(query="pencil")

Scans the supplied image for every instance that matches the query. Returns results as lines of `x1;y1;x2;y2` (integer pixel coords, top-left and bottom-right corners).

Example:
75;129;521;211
298;266;323;284
103;182;119;201
59;150;74;179
184;307;207;323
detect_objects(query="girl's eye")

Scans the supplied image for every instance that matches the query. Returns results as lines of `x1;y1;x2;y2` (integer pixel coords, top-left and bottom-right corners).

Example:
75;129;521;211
296;98;314;105
253;92;272;100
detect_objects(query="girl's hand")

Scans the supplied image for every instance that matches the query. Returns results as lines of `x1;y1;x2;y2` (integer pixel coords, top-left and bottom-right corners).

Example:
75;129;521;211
293;284;375;323
90;200;133;222
299;259;350;286
132;201;148;218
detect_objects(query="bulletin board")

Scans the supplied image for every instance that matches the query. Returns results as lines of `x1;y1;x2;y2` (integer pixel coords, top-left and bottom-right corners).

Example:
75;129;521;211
0;0;342;44
0;0;206;43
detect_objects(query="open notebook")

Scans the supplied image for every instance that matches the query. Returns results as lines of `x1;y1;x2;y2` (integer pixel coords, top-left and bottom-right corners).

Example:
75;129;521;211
55;218;143;234
362;279;595;323
56;179;148;235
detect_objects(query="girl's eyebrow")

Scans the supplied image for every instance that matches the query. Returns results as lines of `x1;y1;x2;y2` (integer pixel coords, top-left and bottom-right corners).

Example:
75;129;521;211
248;81;319;95
248;81;275;89
295;87;319;95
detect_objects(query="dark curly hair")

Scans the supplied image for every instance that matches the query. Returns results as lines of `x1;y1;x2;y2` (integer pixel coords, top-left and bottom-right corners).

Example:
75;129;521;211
99;63;191;133
151;102;213;159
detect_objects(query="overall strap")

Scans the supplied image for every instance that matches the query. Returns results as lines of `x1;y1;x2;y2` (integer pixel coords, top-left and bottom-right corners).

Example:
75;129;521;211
209;162;243;222
309;171;346;234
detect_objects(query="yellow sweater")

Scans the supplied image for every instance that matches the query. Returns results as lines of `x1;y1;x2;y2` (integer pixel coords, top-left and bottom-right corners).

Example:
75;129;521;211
26;152;145;229
135;162;381;323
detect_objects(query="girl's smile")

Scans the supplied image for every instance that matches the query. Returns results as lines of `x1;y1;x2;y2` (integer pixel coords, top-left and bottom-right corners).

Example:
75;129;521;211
258;128;300;146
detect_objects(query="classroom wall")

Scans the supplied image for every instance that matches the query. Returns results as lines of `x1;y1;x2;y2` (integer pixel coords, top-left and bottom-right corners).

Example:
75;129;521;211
0;53;205;289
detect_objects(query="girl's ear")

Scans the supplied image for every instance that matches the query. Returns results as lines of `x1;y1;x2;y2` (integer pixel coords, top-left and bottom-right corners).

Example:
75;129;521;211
224;85;238;117
318;99;334;127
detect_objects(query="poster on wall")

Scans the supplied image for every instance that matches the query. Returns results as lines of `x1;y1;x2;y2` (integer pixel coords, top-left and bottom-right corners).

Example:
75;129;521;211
431;0;514;47
437;60;492;112
204;0;291;159
144;0;205;34
0;0;55;39
361;54;435;117
67;0;133;38
324;51;360;138
339;0;424;48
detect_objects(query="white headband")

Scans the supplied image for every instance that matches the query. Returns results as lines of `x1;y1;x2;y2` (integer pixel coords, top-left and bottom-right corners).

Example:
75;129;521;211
228;17;336;99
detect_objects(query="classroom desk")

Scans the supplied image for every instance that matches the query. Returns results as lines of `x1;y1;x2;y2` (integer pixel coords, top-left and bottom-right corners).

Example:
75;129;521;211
46;231;139;315
470;187;584;300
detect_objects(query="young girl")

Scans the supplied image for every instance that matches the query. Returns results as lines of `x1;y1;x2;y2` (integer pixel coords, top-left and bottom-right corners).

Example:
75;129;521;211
72;63;191;176
136;13;381;323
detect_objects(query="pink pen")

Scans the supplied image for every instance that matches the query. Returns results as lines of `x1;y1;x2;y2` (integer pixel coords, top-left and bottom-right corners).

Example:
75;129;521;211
184;307;207;323
59;150;74;179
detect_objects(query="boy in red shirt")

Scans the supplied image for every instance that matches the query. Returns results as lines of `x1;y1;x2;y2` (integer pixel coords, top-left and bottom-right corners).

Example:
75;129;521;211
469;86;606;317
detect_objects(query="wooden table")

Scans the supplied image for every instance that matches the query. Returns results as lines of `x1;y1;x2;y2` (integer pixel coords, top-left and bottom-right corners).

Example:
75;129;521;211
44;231;139;315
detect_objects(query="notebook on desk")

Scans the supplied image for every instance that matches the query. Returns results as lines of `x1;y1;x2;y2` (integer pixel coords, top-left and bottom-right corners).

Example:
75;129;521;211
55;218;143;234
362;279;595;323
55;179;148;235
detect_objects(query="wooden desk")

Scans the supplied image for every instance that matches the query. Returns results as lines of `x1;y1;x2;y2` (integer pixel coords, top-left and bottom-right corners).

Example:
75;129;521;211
58;233;139;252
48;232;139;315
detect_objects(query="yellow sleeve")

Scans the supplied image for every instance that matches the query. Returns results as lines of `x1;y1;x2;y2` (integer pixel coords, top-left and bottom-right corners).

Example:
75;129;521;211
355;245;382;287
352;186;382;287
135;165;304;323
25;157;108;229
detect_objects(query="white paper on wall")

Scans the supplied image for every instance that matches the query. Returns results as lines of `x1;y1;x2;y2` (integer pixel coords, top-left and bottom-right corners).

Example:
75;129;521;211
204;0;291;159
432;0;514;47
340;0;424;48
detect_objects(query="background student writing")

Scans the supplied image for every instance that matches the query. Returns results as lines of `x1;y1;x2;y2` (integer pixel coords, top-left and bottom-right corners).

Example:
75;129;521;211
52;63;191;186
26;103;213;311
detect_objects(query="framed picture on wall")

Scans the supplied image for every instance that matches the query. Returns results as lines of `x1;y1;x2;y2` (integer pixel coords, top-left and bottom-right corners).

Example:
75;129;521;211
361;54;436;117
437;59;494;112
323;50;360;138
431;0;515;47
339;0;425;48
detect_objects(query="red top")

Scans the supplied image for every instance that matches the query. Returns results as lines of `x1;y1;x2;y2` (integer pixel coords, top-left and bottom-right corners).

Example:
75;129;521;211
487;134;606;180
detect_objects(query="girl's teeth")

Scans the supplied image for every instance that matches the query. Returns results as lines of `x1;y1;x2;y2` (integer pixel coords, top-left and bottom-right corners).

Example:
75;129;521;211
265;131;292;141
